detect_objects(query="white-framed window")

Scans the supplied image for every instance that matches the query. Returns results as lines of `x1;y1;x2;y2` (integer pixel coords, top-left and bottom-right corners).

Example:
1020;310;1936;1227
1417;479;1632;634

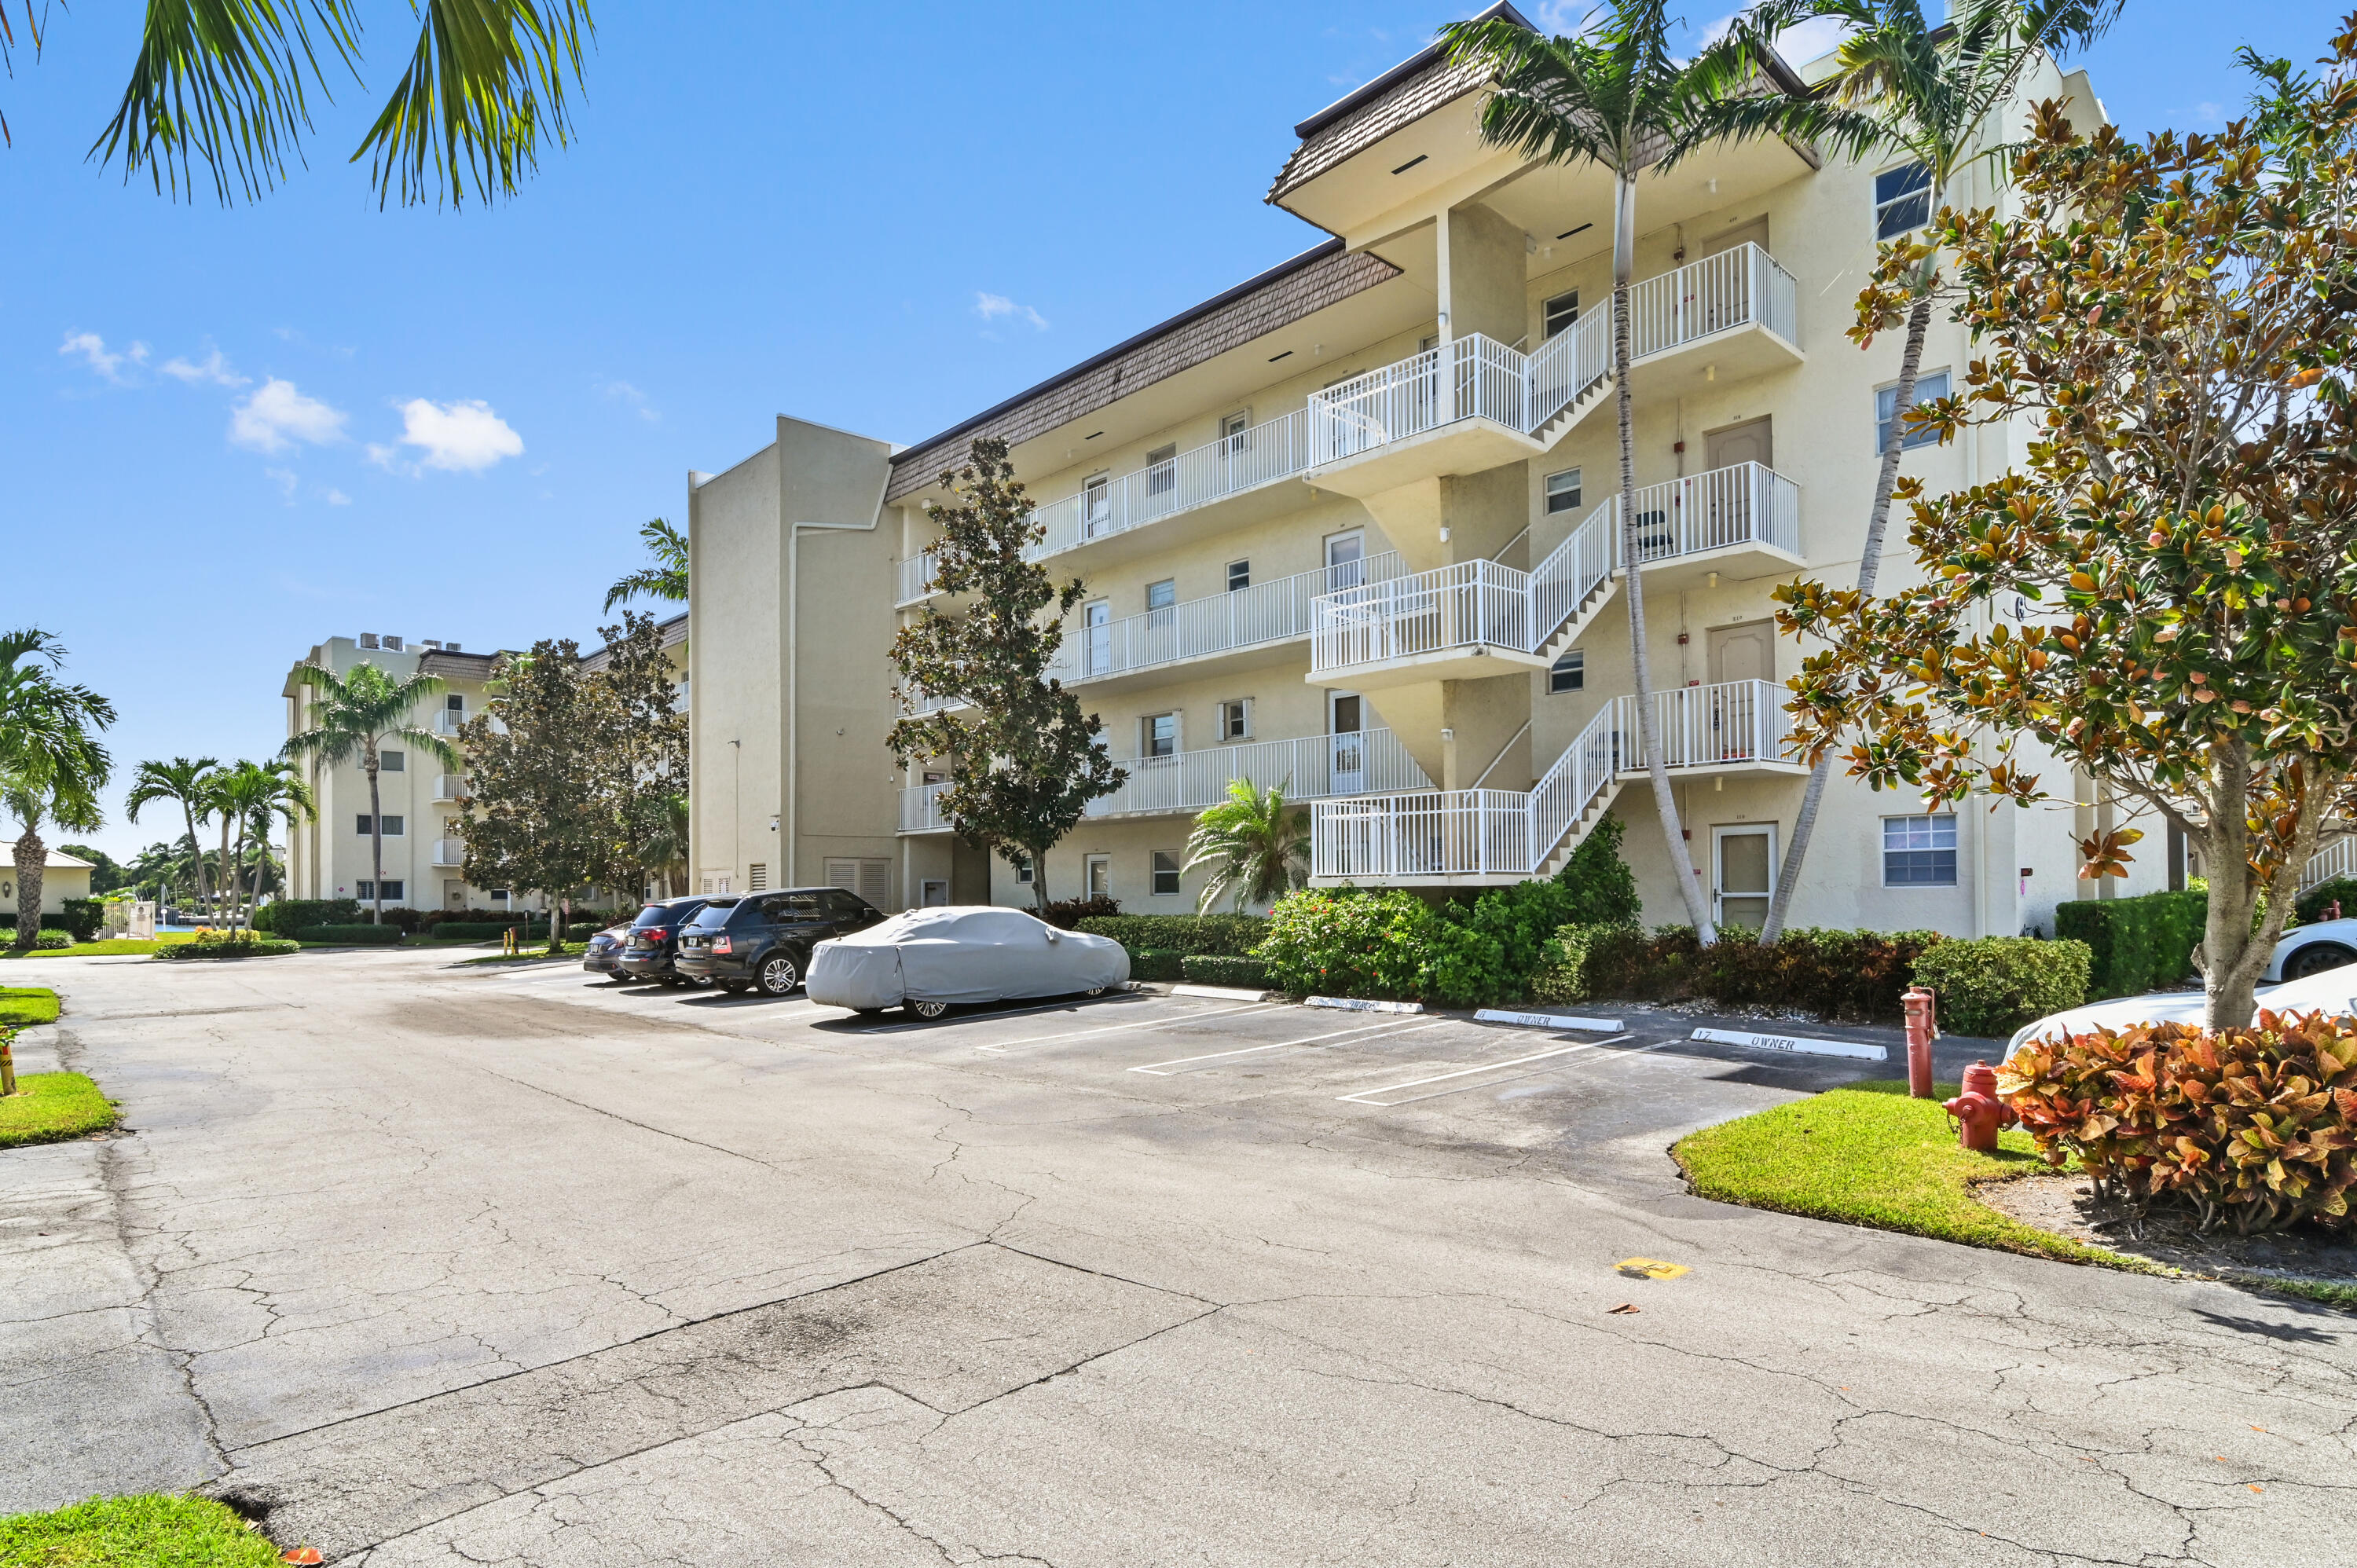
1014;853;1032;885
357;879;405;901
1323;529;1366;591
1220;411;1251;452
1085;855;1111;899
1545;467;1583;515
1549;650;1585;694
1875;161;1932;239
379;749;405;771
1146;443;1177;496
1151;851;1182;897
1876;370;1952;453
357;814;404;837
446;694;466;713
1146;578;1177;615
1226;559;1250;592
1543;290;1579;339
1142;713;1179;758
1882;814;1959;886
1219;698;1252;741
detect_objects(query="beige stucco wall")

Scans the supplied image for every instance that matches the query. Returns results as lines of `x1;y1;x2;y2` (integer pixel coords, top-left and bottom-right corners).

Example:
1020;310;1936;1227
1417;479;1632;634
0;858;93;916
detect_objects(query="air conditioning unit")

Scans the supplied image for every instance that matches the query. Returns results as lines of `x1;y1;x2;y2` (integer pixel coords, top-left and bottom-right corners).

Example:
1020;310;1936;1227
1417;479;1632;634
382;634;405;651
358;633;380;650
421;639;444;650
445;642;462;652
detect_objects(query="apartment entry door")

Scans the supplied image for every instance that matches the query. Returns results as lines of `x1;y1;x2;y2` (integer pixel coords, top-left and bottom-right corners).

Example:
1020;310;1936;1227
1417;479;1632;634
1329;692;1365;793
1708;621;1772;685
1702;416;1772;546
1324;529;1366;592
1706;621;1774;762
1714;824;1776;932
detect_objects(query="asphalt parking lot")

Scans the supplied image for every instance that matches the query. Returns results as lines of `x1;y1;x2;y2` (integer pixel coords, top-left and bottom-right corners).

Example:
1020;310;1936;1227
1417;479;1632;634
5;947;2352;1566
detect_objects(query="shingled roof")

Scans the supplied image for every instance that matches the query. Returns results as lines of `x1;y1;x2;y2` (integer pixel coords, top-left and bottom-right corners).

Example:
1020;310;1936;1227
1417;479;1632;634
885;240;1399;504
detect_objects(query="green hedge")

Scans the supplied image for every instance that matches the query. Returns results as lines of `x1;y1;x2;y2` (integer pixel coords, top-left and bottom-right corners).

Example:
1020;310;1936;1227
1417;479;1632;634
16;929;75;951
1533;924;1945;1021
1181;954;1271;989
1912;937;2091;1037
255;899;361;935
58;899;104;942
2053;889;2206;998
1129;947;1187;983
295;925;405;945
2294;876;2357;927
1078;914;1267;956
156;937;299;960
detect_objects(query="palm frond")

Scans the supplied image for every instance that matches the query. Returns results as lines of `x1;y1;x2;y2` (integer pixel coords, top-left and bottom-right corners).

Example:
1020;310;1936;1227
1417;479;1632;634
354;0;593;209
603;517;689;611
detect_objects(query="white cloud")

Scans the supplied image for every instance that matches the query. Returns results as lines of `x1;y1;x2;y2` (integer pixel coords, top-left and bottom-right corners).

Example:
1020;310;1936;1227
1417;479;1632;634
975;291;1050;331
391;397;524;472
60;331;149;383
598;377;660;423
324;487;352;506
230;378;348;453
161;347;250;387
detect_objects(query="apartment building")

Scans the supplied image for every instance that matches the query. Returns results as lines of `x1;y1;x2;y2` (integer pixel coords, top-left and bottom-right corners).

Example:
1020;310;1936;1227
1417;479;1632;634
689;9;2168;936
281;615;687;912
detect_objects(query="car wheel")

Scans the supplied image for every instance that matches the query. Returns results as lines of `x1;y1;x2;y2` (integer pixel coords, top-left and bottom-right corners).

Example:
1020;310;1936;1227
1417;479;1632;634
757;953;800;998
906;998;949;1020
1084;987;1108;997
2282;941;2356;980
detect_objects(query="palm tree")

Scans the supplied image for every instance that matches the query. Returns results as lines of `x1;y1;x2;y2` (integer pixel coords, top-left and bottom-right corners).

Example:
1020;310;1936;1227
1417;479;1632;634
2;1;592;207
126;757;222;915
1442;1;1797;943
1182;779;1310;914
640;792;691;899
604;518;690;613
282;661;460;925
0;630;115;949
218;761;316;929
1722;0;2125;940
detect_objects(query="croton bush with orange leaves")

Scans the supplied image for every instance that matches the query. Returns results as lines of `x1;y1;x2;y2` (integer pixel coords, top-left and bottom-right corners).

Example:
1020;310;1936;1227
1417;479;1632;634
1997;1013;2357;1234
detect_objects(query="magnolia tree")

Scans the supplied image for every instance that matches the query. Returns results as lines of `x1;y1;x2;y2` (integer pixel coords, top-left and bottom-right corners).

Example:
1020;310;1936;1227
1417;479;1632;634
1776;31;2357;1028
888;438;1123;912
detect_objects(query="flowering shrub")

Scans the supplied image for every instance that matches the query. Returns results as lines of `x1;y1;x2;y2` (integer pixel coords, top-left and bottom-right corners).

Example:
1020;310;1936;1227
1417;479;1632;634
1998;1012;2357;1233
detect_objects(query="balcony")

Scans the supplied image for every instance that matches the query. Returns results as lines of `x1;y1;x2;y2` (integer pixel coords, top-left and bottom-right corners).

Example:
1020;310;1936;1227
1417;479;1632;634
1308;462;1798;689
1053;554;1405;693
431;774;470;803
431;838;467;869
1309;680;1800;886
1303;244;1800;499
432;711;467;738
900;726;1430;834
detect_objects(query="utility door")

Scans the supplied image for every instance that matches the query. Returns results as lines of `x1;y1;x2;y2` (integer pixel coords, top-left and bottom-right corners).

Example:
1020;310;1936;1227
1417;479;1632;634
1713;824;1776;931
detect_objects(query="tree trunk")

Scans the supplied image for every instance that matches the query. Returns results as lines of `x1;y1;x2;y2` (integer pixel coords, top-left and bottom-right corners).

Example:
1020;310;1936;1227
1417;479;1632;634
1762;290;1940;943
552;894;568;956
367;753;385;926
230;819;251;931
182;800;210;915
2195;746;2333;1028
1032;846;1050;916
1611;170;1714;942
215;814;235;928
12;826;43;949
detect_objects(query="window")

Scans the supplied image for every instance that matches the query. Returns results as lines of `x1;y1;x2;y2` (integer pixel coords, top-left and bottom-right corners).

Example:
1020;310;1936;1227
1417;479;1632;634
1220;411;1250;452
1543;290;1580;339
1875;161;1932;239
491;888;511;902
1226;559;1250;592
1549;650;1585;694
1219;699;1251;740
446;694;465;713
1876;370;1952;453
357;879;405;902
1143;713;1178;758
1152;852;1182;897
1085;855;1111;898
1883;815;1959;886
748;862;768;891
379;749;405;772
1014;853;1032;884
1146;443;1177;496
356;815;405;837
1545;468;1583;515
1146;578;1177;614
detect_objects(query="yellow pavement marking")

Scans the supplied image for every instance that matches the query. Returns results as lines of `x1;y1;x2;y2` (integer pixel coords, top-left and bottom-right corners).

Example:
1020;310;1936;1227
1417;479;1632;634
1615;1258;1689;1280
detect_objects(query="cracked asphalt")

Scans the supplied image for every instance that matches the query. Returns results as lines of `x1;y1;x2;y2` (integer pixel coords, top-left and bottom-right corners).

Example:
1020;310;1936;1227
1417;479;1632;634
2;947;2352;1566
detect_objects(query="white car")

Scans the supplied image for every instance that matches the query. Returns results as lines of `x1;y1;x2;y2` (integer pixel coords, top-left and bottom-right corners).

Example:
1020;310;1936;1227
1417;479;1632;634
2266;916;2357;984
805;906;1130;1020
2004;949;2357;1061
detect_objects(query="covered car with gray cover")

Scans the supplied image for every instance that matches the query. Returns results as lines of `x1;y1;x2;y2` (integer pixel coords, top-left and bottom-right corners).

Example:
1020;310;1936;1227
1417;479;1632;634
806;906;1129;1012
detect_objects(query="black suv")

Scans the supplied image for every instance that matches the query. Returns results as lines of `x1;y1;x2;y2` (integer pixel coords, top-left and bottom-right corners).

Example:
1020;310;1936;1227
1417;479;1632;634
674;888;885;996
617;896;717;986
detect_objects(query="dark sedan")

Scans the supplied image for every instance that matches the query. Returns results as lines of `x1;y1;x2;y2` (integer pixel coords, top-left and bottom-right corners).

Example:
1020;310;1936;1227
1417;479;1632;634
673;888;885;996
617;896;718;987
580;921;638;980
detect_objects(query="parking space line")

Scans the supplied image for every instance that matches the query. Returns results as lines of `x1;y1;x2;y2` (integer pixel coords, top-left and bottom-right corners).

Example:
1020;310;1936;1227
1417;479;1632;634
1338;1034;1635;1105
973;1001;1285;1053
1130;1017;1451;1075
852;993;1169;1035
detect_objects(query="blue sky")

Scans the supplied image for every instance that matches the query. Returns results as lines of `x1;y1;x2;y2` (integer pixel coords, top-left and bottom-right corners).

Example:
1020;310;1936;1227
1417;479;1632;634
7;0;2344;862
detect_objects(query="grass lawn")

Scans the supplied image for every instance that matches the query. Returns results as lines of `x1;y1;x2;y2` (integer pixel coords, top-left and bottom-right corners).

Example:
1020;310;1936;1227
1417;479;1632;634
0;1072;119;1149
0;1493;282;1566
1673;1080;2136;1269
1;986;60;1028
455;940;590;965
2;935;197;961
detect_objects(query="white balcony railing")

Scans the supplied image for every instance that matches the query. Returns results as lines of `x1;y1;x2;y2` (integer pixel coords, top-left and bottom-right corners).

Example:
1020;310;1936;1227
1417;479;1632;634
1312;462;1798;676
431;837;467;868
900;726;1429;833
897;551;940;607
2301;834;2357;892
431;774;469;802
1311;680;1791;880
433;711;467;737
1055;553;1405;684
1307;244;1796;467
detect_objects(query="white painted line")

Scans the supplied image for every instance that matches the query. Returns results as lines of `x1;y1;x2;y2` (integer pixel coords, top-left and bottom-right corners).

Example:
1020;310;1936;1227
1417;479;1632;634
1172;984;1272;1002
1306;995;1423;1014
1475;1009;1625;1032
1368;1038;1677;1106
971;1001;1279;1052
1690;1026;1888;1062
1129;1017;1449;1075
1337;1035;1632;1105
855;992;1161;1035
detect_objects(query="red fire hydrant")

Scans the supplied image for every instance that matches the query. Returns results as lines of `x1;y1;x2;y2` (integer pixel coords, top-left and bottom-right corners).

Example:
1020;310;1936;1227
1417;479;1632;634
1903;985;1939;1099
1942;1061;2018;1152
